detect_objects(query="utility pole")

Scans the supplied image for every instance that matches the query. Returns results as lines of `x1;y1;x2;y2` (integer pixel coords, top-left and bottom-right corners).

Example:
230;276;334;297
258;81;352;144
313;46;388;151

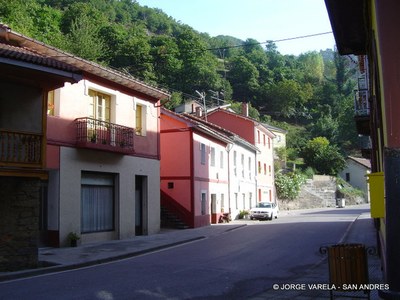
195;90;207;121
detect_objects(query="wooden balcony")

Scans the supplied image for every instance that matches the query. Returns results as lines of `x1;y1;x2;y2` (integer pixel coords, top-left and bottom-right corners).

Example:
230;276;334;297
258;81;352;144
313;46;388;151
75;117;135;154
0;130;43;168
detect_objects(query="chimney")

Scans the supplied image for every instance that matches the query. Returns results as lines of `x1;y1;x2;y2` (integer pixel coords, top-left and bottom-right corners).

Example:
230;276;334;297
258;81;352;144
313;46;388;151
242;102;249;117
196;106;203;117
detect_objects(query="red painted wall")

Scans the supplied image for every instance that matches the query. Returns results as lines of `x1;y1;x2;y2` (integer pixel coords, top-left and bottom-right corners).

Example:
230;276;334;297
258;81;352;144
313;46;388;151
377;1;400;147
207;111;255;144
160;114;193;212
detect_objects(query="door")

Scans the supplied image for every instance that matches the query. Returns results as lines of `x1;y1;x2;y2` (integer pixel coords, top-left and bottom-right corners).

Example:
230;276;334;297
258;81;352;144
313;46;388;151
135;175;148;235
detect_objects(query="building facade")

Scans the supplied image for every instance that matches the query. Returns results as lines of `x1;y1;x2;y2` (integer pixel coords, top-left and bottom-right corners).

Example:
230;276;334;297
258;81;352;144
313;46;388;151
206;107;276;203
0;24;170;249
160;109;230;227
0;24;82;270
339;156;371;202
46;77;168;247
325;0;400;297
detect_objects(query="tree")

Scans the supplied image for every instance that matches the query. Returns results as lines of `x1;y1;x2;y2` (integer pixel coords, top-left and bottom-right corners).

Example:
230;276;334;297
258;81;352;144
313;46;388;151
297;51;324;84
302;137;346;175
175;27;222;94
150;35;182;87
65;14;106;62
260;79;312;119
163;92;183;110
227;56;259;102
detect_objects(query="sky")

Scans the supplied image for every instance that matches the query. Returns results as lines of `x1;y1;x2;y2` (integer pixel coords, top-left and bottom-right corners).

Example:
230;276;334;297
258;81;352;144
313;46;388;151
136;0;336;56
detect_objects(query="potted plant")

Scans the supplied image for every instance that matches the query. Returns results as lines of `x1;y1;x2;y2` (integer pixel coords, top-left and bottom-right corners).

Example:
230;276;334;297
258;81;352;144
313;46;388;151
67;232;80;247
238;210;249;219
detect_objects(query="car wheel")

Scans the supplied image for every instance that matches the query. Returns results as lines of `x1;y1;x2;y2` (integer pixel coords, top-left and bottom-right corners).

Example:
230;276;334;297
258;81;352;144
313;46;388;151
269;214;273;221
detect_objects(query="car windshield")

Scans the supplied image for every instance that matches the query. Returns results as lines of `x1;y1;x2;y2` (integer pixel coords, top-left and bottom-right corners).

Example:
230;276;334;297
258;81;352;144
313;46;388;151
257;202;272;208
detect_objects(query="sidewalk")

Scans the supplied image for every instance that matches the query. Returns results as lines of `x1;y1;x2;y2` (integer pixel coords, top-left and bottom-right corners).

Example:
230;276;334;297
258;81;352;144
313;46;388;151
0;206;384;300
0;222;246;282
250;210;384;299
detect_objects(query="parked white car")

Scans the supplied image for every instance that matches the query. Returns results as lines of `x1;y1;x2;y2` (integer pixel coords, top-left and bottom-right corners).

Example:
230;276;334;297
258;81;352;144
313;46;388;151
249;202;279;220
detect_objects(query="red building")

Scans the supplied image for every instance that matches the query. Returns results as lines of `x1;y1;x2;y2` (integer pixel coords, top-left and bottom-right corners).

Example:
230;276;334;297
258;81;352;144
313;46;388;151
206;105;276;203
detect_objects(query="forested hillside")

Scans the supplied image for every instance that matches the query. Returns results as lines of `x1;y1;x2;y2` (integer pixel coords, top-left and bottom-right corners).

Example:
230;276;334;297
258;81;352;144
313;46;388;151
0;0;360;174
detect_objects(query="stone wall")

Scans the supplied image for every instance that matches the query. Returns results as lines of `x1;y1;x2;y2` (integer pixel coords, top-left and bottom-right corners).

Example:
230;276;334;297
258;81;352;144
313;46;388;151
279;176;337;210
0;177;40;271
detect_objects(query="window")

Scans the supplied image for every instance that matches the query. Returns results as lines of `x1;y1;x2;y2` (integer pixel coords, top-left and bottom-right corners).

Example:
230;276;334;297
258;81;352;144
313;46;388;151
201;192;207;215
200;143;206;165
220;151;224;169
269;165;272;175
47;90;55;116
241;154;245;178
233;151;237;176
258;161;261;174
263;134;266;146
210;147;216;167
264;163;267;175
248;157;252;179
268;137;271;149
235;193;238;209
89;90;110;122
211;194;217;214
221;194;225;212
81;172;115;233
257;130;260;144
135;103;147;136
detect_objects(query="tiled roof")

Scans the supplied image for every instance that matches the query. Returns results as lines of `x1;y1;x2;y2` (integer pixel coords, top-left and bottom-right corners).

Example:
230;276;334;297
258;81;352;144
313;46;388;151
0;42;80;73
348;156;371;169
183;113;259;152
161;108;259;152
206;107;275;138
0;24;170;100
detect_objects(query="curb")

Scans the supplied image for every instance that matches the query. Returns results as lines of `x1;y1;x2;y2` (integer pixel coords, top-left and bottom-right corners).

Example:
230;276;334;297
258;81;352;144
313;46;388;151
0;236;205;282
0;224;247;282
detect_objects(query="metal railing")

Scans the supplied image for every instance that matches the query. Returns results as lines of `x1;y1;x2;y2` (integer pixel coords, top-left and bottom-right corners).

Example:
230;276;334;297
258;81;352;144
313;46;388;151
354;89;370;116
0;129;42;167
75;117;134;152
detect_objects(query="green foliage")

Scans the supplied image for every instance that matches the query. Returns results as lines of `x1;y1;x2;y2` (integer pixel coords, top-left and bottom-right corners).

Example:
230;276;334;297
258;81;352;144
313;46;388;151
164;92;183;110
336;177;365;200
303;167;315;179
1;0;360;156
65;14;105;62
302;137;346;176
275;171;306;200
238;210;249;219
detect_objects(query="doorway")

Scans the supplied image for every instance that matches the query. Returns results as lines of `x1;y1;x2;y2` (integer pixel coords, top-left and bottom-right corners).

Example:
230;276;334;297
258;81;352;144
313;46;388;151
135;175;148;236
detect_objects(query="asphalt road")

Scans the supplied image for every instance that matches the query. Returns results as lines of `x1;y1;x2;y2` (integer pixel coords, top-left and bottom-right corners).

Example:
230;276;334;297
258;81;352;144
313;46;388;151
0;206;368;300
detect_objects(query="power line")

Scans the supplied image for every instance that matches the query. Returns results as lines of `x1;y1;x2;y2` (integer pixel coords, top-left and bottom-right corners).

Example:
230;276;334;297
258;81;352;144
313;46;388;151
197;31;333;53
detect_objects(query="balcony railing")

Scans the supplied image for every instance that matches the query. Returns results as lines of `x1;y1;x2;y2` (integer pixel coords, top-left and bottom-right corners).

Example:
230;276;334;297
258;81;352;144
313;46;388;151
354;89;370;116
0;130;42;167
75;117;134;154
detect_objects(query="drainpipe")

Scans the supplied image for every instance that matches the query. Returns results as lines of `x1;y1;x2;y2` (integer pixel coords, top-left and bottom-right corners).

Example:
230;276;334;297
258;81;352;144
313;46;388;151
226;143;233;215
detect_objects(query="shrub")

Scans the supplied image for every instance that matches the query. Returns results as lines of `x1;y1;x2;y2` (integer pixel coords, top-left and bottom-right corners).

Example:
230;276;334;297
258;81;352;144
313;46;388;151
275;171;306;200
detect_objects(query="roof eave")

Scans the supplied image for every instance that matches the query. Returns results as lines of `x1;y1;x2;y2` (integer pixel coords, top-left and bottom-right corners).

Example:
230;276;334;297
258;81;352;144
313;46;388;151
324;0;369;55
3;27;170;100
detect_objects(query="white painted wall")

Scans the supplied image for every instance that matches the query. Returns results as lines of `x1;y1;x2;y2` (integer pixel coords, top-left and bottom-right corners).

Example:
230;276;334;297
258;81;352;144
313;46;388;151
58;147;160;246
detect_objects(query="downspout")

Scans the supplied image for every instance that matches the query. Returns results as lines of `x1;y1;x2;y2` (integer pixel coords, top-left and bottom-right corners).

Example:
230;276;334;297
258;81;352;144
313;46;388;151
190;128;195;227
226;143;233;215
